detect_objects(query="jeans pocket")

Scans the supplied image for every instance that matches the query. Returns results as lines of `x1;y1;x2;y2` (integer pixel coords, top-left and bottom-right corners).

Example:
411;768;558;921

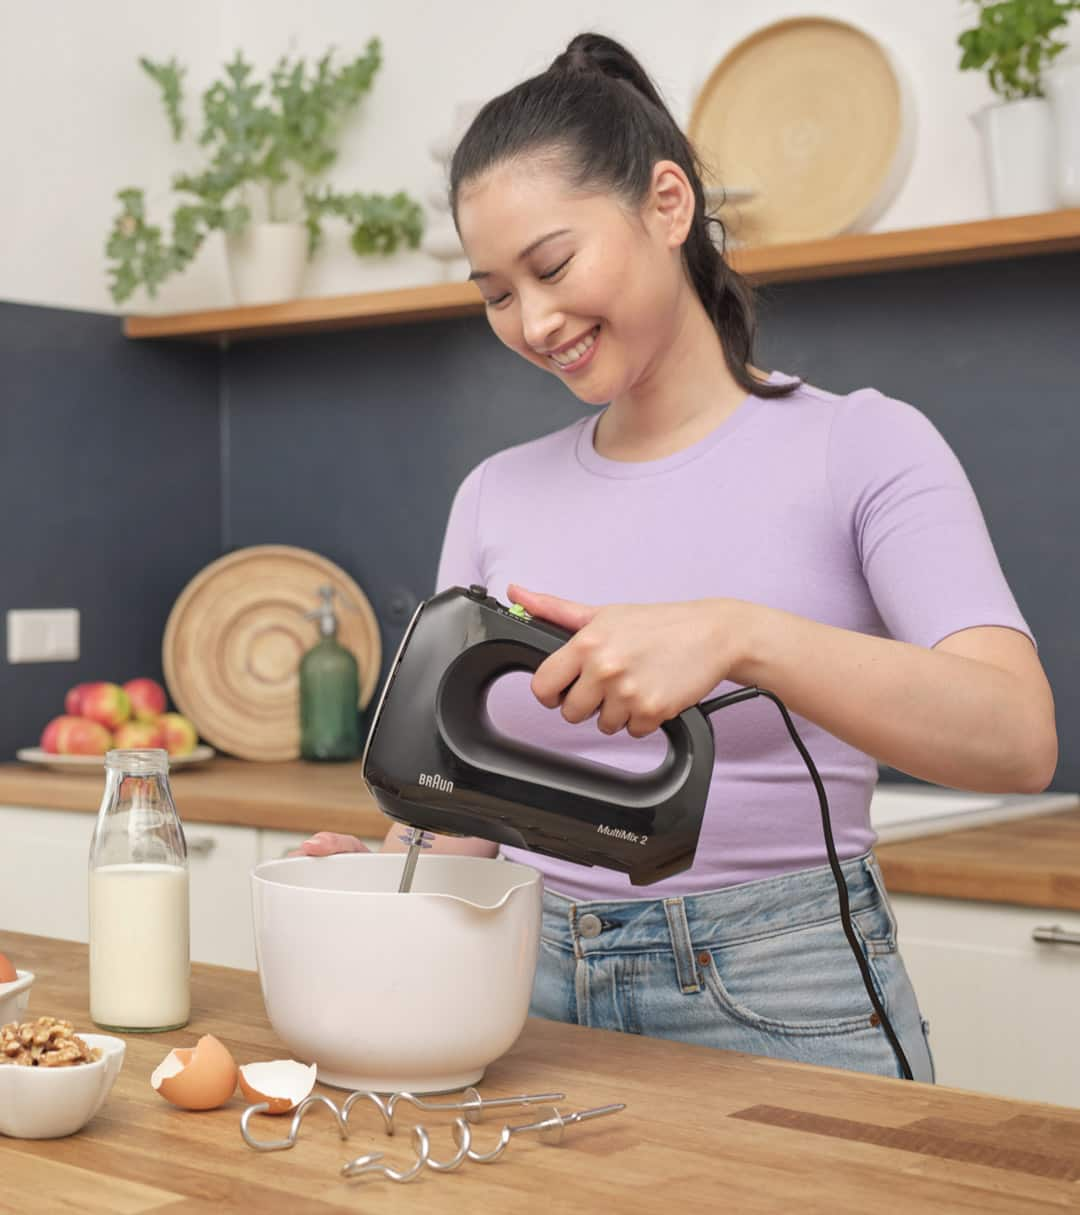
701;916;888;1037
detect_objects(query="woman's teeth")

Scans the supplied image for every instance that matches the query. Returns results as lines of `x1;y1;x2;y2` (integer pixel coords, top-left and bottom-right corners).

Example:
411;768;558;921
550;326;599;367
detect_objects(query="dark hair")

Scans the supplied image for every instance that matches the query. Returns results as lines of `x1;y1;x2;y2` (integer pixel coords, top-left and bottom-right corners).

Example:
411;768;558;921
450;32;798;400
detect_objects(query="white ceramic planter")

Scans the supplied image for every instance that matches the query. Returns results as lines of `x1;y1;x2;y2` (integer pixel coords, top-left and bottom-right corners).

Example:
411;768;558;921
1047;62;1080;207
225;221;309;307
971;98;1056;217
251;854;542;1093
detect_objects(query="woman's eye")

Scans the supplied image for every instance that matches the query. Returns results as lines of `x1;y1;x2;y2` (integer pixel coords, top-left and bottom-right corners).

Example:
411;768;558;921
540;256;572;281
484;257;572;308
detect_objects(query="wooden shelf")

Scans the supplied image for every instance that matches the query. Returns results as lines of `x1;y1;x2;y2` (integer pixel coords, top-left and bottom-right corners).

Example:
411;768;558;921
124;209;1080;344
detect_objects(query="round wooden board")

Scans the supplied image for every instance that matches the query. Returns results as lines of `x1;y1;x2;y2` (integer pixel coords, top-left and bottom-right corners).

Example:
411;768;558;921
162;546;382;762
689;17;911;244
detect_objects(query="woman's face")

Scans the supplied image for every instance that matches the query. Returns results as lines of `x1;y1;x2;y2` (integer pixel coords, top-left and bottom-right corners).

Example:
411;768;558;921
456;158;688;406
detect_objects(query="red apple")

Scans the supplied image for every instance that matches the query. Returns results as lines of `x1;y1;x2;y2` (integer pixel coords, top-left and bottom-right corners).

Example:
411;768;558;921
80;682;131;731
114;719;168;749
161;712;198;757
56;717;112;756
41;715;78;753
123;678;168;722
64;682;95;716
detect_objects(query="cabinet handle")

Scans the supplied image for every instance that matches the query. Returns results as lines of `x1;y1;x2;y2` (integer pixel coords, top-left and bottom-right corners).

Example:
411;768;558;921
187;837;217;858
1032;925;1080;947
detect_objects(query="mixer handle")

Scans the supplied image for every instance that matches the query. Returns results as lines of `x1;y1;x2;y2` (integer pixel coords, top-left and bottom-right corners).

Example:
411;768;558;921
435;631;705;812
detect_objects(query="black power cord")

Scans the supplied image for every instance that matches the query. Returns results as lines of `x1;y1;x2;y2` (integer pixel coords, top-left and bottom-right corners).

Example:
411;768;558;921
699;685;914;1082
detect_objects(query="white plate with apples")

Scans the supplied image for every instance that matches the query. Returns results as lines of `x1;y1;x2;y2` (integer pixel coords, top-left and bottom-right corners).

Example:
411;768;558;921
20;678;213;773
16;744;215;772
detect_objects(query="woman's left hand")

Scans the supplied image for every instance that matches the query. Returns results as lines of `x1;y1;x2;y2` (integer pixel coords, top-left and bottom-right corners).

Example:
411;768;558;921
507;584;751;738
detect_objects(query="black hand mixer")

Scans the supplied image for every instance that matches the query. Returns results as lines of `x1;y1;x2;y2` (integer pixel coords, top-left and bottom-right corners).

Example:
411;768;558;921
360;584;914;1080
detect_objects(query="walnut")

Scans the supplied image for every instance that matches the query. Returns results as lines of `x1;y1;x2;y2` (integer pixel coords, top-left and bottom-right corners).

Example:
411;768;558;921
0;1017;101;1067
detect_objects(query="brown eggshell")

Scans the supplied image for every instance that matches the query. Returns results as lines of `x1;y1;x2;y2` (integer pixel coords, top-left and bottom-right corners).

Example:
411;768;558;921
237;1059;317;1114
151;1034;238;1110
0;952;16;983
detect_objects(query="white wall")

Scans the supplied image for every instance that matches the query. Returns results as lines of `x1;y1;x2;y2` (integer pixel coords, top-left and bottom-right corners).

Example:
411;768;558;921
3;0;1078;316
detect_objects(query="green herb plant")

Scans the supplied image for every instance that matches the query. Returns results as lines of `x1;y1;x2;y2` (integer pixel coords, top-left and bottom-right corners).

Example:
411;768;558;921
106;39;424;305
958;0;1080;100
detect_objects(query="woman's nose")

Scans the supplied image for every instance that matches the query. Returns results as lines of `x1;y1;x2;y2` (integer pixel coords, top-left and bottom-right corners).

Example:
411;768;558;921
520;293;565;353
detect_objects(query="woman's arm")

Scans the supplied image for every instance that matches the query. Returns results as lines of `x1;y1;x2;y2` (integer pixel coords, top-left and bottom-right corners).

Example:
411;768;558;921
735;606;1057;794
508;585;1058;796
293;826;498;858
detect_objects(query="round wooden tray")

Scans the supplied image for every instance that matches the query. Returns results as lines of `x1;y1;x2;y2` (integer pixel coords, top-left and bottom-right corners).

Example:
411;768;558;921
689;17;914;245
162;546;382;762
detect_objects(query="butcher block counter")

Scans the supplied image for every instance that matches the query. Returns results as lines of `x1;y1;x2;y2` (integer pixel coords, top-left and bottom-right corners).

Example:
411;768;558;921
3;931;1080;1214
2;760;1080;909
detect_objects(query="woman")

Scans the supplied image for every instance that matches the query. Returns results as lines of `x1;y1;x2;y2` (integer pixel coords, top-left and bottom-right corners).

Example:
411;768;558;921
297;33;1056;1083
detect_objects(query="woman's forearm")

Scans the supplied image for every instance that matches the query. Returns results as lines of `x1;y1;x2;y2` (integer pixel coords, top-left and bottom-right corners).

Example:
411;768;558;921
379;822;499;858
728;602;1056;793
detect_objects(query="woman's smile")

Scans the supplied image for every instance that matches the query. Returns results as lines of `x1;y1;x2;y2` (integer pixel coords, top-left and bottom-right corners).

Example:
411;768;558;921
547;324;601;372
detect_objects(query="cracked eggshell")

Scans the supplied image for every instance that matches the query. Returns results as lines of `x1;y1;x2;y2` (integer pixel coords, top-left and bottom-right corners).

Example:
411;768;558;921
237;1059;317;1114
151;1034;238;1110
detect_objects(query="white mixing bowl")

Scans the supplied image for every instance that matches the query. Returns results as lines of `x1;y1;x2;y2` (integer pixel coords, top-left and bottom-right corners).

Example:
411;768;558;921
251;853;542;1093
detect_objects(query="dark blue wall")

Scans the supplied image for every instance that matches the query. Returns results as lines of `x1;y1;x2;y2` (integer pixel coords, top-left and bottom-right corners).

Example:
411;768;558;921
0;301;221;755
3;251;1076;788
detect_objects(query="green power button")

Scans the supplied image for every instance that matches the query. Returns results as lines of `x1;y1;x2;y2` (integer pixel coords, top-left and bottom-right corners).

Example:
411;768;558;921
508;602;531;620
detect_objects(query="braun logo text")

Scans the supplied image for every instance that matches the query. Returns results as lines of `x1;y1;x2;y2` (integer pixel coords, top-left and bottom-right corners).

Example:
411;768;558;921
419;772;454;794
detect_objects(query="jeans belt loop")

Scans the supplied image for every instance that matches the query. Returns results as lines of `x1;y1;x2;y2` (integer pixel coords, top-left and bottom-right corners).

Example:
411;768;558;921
663;897;701;994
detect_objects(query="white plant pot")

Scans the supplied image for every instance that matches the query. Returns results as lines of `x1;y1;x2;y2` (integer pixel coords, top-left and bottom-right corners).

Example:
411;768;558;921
971;98;1056;217
225;222;309;307
1046;62;1080;208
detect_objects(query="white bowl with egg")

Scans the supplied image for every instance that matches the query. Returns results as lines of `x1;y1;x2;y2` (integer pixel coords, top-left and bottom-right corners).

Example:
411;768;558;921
251;854;542;1093
0;1033;126;1138
0;970;34;1026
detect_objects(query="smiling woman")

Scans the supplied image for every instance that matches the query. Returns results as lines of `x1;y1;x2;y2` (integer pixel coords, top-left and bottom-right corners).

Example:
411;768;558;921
297;31;1056;1085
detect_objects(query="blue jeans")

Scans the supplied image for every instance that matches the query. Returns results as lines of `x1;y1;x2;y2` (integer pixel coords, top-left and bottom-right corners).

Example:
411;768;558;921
531;851;935;1083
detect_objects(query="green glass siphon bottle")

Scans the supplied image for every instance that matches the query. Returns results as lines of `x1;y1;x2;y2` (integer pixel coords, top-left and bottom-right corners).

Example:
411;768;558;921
299;585;361;761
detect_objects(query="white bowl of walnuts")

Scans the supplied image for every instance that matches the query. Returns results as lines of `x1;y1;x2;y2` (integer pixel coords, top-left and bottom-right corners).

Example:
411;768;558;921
0;1017;126;1138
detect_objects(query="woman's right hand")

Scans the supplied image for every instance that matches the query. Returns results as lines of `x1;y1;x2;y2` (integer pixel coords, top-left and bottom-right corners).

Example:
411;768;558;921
287;832;370;858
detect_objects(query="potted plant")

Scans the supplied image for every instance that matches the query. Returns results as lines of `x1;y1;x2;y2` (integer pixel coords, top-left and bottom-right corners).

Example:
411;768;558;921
958;0;1080;215
106;40;424;308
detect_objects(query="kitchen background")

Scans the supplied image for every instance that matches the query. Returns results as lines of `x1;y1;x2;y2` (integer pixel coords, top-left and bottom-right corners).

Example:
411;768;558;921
2;0;1079;789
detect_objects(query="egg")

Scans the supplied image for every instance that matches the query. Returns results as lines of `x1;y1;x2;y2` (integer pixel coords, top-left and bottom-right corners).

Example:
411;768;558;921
151;1034;238;1110
0;953;17;984
237;1059;317;1114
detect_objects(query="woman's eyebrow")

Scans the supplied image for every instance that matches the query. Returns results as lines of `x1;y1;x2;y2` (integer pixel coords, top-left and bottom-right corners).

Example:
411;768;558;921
467;228;572;282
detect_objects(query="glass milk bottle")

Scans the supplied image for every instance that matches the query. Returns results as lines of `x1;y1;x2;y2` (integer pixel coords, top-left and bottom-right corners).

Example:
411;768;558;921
89;748;190;1031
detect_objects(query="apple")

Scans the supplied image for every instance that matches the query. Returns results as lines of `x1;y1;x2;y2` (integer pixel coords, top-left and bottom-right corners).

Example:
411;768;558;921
161;712;198;757
56;716;112;756
80;682;131;731
123;677;168;722
64;682;95;716
114;719;168;749
41;714;78;753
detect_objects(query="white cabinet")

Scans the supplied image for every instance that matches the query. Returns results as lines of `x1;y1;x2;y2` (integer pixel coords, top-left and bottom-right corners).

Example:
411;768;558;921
0;806;383;972
893;893;1080;1106
0;807;92;943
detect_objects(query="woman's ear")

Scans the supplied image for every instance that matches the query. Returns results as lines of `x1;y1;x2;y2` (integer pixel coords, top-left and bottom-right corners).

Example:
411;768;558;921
648;160;695;249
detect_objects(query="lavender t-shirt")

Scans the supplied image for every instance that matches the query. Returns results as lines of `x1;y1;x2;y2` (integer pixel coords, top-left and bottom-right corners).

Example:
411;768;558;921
434;376;1032;900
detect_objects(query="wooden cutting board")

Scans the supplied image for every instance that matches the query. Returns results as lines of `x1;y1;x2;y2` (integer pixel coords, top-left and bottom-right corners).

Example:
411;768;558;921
162;546;382;762
689;16;912;244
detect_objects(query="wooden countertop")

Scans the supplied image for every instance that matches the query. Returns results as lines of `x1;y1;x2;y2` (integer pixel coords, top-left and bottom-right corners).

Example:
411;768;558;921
0;758;390;838
3;759;1080;909
3;931;1080;1213
876;807;1080;911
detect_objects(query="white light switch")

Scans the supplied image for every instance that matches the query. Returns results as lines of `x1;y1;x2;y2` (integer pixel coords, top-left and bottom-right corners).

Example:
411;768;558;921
6;609;80;663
